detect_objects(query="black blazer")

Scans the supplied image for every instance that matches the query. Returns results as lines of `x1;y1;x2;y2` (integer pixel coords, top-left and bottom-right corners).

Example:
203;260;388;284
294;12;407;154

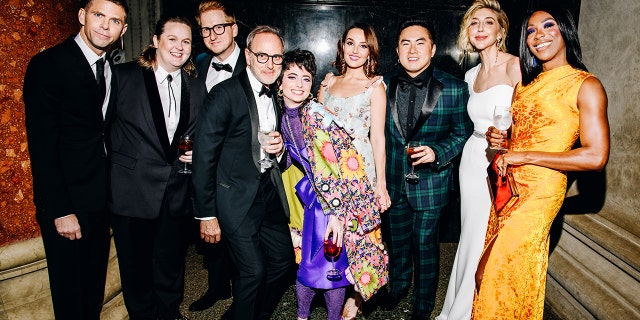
24;36;114;221
195;49;246;86
192;70;289;234
109;62;207;219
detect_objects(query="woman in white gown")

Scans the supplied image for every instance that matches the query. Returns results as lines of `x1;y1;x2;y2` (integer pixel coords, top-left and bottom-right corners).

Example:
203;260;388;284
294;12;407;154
436;1;520;319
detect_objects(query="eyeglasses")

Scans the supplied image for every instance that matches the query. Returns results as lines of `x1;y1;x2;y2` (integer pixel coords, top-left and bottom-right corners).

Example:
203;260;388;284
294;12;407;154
201;22;235;37
247;49;283;65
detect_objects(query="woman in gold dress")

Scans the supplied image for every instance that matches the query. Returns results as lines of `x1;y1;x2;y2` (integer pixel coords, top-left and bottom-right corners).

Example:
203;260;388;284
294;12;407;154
472;7;610;319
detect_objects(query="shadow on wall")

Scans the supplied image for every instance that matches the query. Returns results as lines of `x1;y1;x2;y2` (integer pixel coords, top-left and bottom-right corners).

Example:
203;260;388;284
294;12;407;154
549;140;607;255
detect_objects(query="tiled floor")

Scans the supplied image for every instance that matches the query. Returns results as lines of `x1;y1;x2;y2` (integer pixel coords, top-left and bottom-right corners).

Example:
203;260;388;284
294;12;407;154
180;241;562;319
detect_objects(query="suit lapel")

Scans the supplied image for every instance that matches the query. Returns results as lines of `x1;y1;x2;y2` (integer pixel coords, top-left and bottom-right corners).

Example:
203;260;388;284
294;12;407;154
407;76;443;140
388;75;406;142
232;53;246;77
238;71;261;171
142;68;173;163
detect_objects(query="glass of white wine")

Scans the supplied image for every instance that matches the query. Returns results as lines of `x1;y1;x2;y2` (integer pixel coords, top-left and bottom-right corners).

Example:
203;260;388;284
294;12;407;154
492;105;512;150
257;123;276;171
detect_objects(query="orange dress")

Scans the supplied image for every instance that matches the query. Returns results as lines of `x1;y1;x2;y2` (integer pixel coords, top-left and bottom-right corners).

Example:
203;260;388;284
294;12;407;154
472;65;594;319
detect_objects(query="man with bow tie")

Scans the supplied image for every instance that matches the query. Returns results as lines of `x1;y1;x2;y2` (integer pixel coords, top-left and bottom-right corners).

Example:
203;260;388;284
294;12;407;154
189;1;246;313
381;17;472;320
193;25;293;320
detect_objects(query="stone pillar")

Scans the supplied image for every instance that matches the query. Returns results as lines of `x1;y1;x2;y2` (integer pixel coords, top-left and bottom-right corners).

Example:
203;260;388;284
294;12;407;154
545;1;640;319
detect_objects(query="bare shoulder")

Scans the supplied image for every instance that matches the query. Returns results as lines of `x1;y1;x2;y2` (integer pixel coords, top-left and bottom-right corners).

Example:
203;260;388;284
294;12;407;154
504;54;522;86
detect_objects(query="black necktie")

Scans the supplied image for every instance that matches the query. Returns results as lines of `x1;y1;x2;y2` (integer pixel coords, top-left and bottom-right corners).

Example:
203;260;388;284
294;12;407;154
398;75;424;91
259;85;273;98
96;58;106;105
212;62;232;72
166;74;177;117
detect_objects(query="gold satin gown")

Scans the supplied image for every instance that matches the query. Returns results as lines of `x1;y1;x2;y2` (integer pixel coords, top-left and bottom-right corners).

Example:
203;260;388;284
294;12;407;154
472;65;595;319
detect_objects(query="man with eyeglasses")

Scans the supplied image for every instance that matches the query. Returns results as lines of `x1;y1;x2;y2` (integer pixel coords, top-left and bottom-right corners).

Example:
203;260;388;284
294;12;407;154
193;25;293;320
189;1;244;313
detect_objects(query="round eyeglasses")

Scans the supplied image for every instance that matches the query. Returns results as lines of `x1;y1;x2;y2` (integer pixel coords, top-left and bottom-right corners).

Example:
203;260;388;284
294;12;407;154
247;49;283;65
201;22;235;37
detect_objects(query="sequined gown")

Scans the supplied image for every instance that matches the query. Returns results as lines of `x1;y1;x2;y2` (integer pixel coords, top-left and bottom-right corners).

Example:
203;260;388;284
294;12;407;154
437;64;513;320
472;65;593;319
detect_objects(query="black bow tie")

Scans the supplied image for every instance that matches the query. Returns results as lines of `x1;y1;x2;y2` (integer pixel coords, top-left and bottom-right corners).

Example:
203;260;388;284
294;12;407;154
212;62;232;72
398;75;424;90
259;85;274;98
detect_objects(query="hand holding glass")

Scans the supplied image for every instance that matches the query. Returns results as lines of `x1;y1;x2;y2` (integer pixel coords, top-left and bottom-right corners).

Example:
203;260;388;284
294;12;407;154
405;142;421;184
257;125;276;171
178;134;193;174
324;234;342;281
492;105;512;150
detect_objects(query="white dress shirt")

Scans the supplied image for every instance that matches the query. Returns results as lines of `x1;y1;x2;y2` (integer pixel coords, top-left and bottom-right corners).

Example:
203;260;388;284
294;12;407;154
205;43;241;91
75;33;111;118
246;68;277;167
155;66;182;142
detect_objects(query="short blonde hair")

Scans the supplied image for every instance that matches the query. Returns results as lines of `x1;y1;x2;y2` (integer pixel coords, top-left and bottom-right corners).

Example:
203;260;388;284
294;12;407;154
196;1;235;25
457;0;509;58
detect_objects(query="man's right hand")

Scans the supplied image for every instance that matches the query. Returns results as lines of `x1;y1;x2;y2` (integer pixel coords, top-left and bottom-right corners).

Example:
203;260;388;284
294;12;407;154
200;219;222;243
54;214;82;240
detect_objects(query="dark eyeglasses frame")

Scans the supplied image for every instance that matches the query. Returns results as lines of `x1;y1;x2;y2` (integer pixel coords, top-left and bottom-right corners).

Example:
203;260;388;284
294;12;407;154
201;22;235;37
247;48;284;65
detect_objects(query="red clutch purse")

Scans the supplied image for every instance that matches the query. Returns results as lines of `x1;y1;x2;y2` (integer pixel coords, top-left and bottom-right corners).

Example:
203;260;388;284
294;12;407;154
486;152;519;214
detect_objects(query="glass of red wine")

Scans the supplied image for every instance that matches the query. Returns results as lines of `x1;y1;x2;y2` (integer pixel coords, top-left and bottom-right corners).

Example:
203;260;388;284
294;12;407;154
324;233;342;281
178;134;193;174
405;141;421;183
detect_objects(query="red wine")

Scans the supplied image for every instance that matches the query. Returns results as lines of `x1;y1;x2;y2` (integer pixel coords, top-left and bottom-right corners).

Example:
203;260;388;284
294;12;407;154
324;240;340;258
179;139;193;152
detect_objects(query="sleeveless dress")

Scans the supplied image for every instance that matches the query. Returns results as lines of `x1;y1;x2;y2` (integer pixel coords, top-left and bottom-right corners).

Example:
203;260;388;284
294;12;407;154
472;65;592;319
437;64;514;320
321;76;383;187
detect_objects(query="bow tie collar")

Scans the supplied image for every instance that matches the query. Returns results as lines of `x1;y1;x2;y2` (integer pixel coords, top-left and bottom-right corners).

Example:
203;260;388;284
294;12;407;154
212;62;232;72
398;74;424;90
259;85;274;98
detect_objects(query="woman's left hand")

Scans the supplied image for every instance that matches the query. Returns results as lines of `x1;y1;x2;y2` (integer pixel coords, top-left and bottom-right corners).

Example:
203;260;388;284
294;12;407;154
324;215;344;248
375;183;391;213
498;150;526;176
179;150;192;164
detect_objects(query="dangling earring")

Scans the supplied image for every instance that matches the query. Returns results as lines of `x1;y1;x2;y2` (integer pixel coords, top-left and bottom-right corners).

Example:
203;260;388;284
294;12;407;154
364;57;370;77
495;38;502;63
278;89;283;97
307;93;313;100
531;56;538;67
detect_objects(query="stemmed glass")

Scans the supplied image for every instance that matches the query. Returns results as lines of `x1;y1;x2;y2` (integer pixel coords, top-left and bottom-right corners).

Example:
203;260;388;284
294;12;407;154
405;142;421;184
178;134;193;174
257;123;276;171
324;234;342;281
491;105;512;150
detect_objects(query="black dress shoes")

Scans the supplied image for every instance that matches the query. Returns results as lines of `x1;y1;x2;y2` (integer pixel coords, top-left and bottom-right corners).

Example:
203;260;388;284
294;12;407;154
188;290;232;312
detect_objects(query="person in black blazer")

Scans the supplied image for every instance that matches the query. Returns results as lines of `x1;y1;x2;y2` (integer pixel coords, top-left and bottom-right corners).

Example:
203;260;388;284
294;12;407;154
22;1;128;319
109;16;206;320
188;1;245;312
193;25;294;320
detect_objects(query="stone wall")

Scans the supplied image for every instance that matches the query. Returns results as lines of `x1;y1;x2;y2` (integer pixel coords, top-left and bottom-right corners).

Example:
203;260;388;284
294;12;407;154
545;1;640;319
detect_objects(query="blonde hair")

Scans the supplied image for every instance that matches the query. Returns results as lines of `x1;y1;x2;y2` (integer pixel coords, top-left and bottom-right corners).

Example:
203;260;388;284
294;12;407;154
196;1;235;25
457;0;509;59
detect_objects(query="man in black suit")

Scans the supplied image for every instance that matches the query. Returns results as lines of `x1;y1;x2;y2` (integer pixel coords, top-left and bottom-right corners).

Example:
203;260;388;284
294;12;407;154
188;1;244;312
22;0;128;319
108;16;207;320
193;25;294;320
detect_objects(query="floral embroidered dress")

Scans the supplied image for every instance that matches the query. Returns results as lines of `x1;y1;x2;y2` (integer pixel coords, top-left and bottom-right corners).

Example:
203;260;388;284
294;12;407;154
282;100;388;300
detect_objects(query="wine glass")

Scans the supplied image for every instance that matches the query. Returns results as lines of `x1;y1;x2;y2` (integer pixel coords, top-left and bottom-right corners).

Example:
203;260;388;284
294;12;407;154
492;105;512;150
178;134;193;174
324;234;342;281
405;142;421;184
257;124;276;171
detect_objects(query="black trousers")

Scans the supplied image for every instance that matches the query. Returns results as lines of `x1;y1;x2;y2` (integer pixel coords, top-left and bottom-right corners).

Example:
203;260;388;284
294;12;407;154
200;238;233;297
224;174;295;320
38;210;111;320
111;202;191;320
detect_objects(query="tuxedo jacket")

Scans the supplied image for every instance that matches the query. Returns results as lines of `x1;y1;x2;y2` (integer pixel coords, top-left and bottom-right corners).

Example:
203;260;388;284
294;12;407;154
194;49;246;87
192;69;289;234
109;62;207;219
24;36;114;221
385;67;472;211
